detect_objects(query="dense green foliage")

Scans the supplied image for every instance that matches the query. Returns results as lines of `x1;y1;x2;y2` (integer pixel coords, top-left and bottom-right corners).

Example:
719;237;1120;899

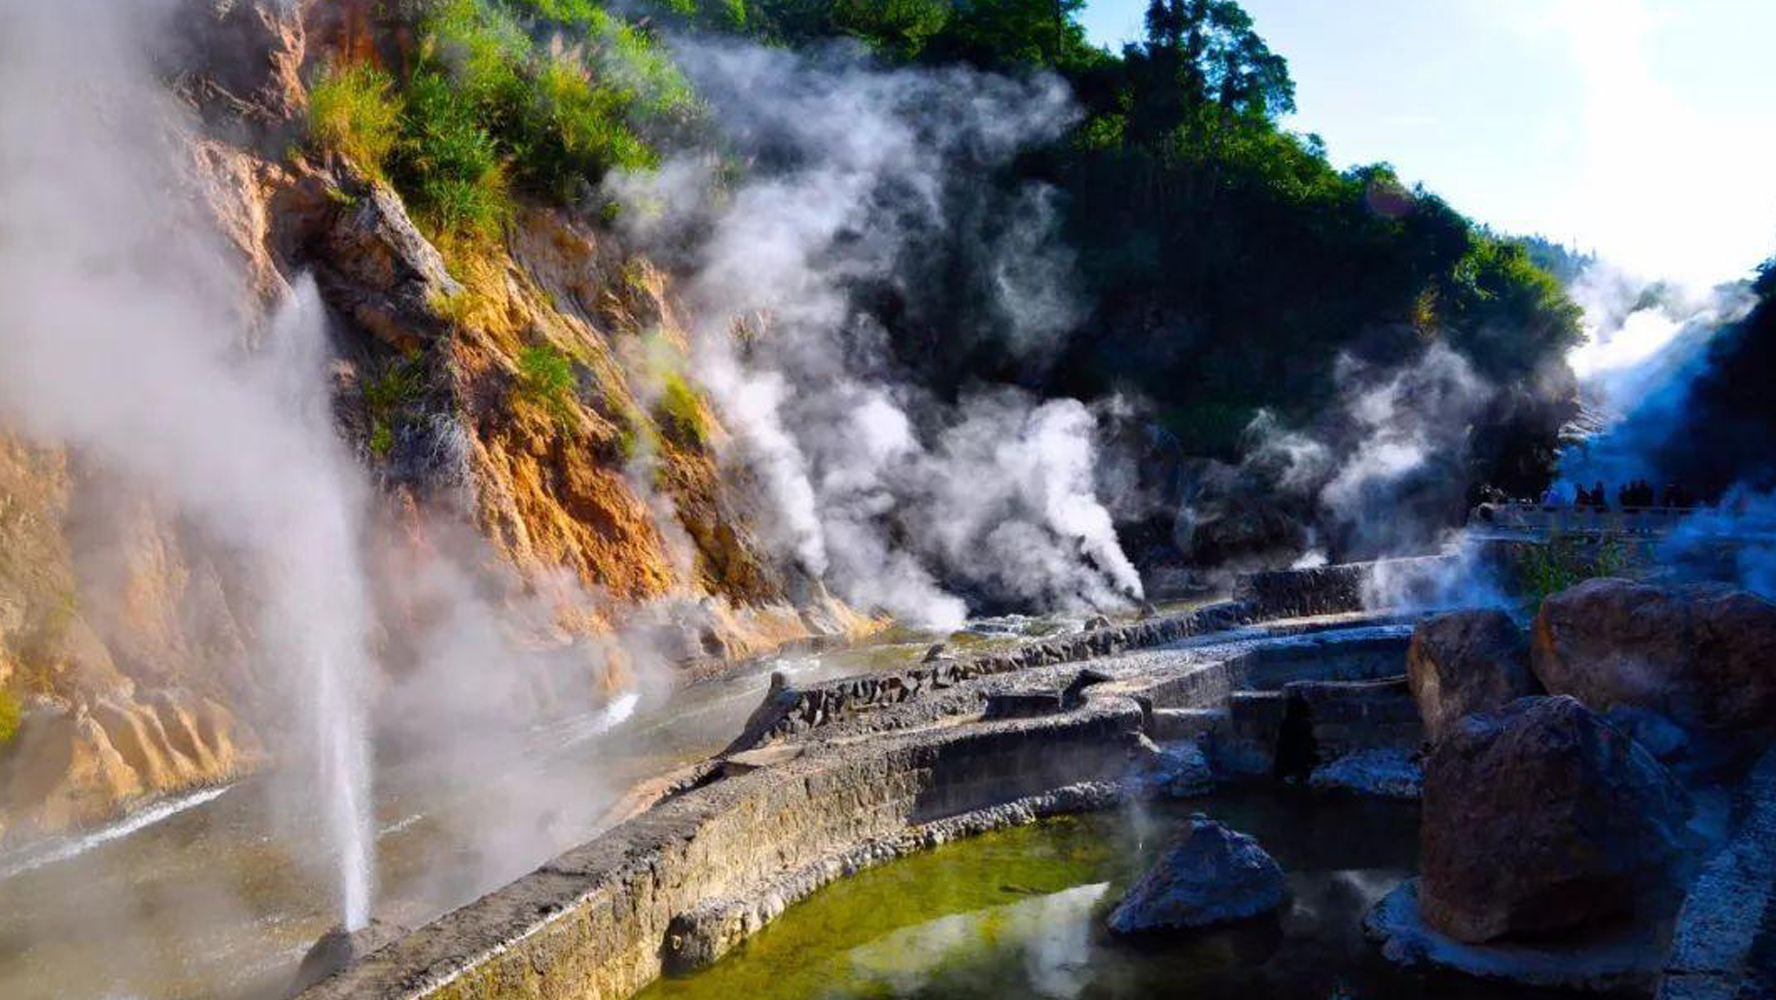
1045;4;1577;468
308;0;698;240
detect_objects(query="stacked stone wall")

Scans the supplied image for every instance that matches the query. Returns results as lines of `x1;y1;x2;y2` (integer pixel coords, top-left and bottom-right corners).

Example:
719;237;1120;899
296;700;1145;1000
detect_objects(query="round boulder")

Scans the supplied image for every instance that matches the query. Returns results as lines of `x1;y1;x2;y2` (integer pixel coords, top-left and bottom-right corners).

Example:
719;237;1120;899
1407;609;1541;744
1420;695;1695;943
1531;578;1776;733
1107;815;1287;934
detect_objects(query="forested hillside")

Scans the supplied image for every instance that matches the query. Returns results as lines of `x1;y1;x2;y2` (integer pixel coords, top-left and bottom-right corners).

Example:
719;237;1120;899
635;0;1583;484
317;0;1580;478
247;0;1598;607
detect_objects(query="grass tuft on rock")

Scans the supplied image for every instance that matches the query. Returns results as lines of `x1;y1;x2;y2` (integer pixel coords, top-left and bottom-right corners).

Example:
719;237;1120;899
1515;533;1640;615
307;64;402;179
656;372;707;449
517;345;579;425
0;689;19;747
364;356;427;459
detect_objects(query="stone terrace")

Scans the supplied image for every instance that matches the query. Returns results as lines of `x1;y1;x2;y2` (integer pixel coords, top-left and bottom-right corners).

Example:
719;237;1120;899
295;562;1437;1000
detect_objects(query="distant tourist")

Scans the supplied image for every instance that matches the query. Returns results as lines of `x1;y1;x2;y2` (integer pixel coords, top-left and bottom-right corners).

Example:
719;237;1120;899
1592;481;1608;511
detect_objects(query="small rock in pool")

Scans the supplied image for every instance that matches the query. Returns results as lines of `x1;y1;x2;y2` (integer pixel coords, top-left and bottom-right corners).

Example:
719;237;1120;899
1107;816;1287;934
290;919;410;993
1128;741;1215;799
1309;748;1423;800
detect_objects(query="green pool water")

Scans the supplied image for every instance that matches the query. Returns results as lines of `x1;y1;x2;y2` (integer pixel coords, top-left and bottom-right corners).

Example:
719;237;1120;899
638;791;1585;1000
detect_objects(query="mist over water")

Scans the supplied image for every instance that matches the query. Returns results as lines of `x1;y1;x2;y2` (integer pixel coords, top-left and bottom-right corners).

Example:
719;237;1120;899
0;2;381;928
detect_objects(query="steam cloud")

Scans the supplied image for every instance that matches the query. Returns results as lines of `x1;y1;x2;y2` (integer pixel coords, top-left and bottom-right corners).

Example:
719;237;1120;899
0;0;675;941
1558;262;1756;490
0;0;378;926
609;39;1141;629
1236;344;1491;563
1555;260;1776;599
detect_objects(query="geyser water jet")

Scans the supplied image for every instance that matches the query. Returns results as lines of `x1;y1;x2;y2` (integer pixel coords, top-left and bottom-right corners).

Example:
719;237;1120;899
263;281;379;932
317;652;374;931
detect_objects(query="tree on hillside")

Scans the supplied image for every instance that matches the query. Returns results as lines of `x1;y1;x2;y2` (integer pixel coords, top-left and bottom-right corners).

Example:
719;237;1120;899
1136;0;1293;124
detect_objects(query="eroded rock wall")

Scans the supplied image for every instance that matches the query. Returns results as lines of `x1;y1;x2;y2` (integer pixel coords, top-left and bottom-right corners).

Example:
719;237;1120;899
0;436;263;840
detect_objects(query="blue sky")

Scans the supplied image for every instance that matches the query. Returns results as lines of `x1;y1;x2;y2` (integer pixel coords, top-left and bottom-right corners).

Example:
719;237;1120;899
1079;0;1776;286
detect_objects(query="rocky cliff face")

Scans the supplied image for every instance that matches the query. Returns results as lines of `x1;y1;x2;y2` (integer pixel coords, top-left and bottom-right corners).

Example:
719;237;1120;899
0;0;868;843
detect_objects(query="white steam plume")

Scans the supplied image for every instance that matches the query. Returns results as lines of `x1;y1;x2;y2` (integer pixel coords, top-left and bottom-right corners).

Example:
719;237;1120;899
0;0;378;927
1557;260;1756;488
608;39;1139;628
1240;344;1490;561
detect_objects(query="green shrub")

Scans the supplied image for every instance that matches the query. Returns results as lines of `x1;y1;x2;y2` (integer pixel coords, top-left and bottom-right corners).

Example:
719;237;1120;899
0;689;19;747
364;357;427;459
396;71;511;240
1515;533;1637;615
368;422;395;458
517;345;578;424
656;372;707;448
308;64;403;178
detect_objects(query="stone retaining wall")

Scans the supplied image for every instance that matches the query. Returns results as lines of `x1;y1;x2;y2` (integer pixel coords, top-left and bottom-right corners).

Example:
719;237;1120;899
726;601;1250;752
726;557;1439;754
1281;677;1423;761
1238;565;1370;619
294;697;1145;1000
1236;554;1458;620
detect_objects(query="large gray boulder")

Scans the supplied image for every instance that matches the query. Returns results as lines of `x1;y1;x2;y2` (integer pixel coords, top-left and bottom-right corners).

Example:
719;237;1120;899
1420;696;1695;943
1532;578;1776;734
1107;816;1287;934
1407;609;1540;743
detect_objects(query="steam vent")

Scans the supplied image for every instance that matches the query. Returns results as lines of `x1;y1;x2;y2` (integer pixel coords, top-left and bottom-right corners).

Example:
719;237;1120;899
3;1;1775;999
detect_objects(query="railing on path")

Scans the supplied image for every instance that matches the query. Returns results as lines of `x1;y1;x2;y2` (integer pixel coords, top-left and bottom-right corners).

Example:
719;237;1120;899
1470;502;1704;540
